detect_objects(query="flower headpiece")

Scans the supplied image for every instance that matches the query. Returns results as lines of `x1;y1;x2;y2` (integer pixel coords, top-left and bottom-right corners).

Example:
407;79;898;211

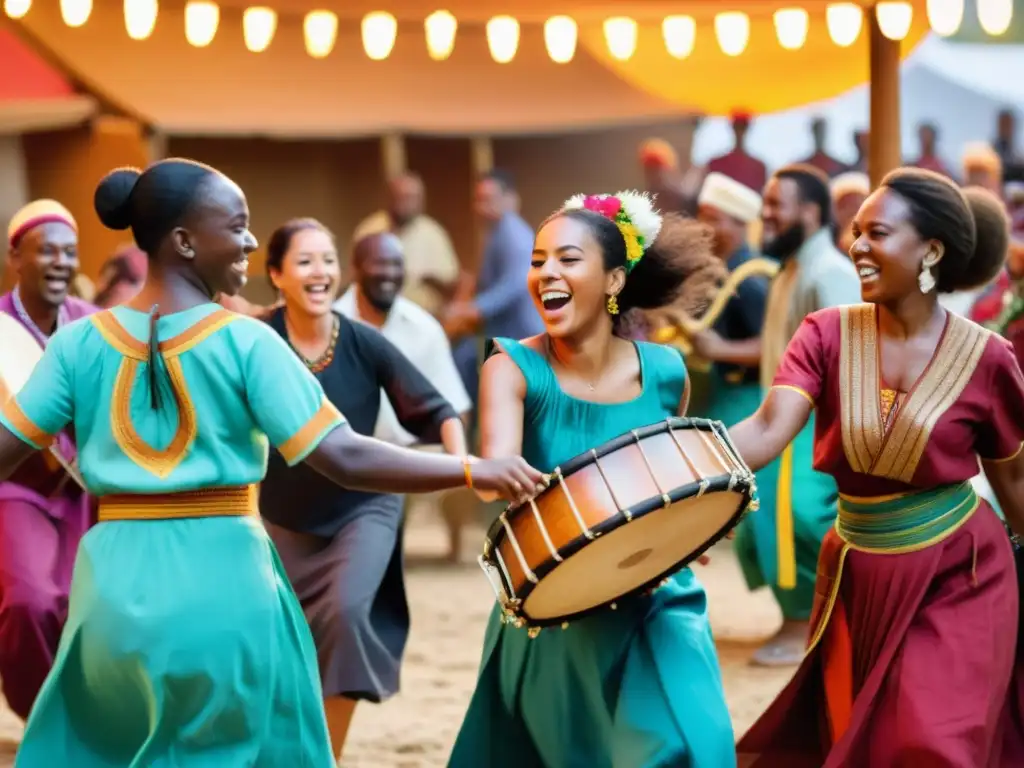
562;191;662;273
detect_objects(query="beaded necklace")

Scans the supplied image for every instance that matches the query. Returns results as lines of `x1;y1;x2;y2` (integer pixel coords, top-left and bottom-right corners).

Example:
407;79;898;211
286;313;340;374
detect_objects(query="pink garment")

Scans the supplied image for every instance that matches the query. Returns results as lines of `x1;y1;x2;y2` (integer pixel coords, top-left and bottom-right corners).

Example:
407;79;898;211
0;291;96;719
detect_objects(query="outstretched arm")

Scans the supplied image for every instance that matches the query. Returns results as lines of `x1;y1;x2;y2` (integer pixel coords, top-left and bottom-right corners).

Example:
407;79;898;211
304;423;538;499
729;388;812;471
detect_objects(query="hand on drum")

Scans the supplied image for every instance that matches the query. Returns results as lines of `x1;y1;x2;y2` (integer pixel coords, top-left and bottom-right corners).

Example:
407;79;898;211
472;456;547;505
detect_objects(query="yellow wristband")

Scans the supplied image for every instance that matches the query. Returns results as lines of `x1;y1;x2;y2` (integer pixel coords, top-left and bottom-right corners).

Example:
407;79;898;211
463;456;474;489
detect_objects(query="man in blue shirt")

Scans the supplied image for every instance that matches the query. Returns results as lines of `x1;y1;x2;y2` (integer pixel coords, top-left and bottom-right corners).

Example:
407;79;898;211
443;169;543;404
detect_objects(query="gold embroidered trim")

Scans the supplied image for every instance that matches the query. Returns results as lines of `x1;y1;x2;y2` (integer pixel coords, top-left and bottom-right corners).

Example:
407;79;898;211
99;484;257;521
1;397;54;449
839;305;883;474
278;398;345;465
983;440;1024;464
771;384;815;406
91;308;240;478
874;314;990;482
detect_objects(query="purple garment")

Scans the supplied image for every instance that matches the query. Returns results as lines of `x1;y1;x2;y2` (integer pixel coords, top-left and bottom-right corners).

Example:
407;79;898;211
0;291;96;720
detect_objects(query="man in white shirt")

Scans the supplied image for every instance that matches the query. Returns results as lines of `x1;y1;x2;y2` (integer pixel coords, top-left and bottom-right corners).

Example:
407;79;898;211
352;172;460;318
335;232;474;560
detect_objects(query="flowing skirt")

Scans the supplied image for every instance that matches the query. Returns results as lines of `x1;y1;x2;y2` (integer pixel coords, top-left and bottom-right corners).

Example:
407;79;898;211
264;493;409;702
737;502;1024;767
15;516;334;767
449;568;735;768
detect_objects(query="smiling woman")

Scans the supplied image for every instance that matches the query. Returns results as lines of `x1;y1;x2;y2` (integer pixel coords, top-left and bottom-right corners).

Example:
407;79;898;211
732;168;1024;766
260;219;474;763
0;160;542;766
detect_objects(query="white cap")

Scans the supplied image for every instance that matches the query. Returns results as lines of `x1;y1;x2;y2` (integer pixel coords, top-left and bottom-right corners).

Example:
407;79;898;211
830;171;870;202
697;172;762;223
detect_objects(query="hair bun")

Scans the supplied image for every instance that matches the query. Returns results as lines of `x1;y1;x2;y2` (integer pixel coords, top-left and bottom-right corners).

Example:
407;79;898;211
94;167;142;231
962;186;1010;289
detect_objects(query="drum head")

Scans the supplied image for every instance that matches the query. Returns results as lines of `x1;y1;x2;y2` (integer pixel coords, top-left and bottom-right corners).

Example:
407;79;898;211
521;489;745;622
0;313;43;402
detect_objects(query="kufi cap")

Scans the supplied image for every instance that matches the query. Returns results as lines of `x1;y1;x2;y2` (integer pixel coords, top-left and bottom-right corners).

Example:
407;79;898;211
697;172;762;223
8;199;77;249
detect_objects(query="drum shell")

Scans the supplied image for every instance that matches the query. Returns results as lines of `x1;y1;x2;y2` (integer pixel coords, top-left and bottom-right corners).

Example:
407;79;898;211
485;419;750;616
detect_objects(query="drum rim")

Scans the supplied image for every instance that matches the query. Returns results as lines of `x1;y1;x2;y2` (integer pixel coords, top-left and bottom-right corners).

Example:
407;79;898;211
484;471;752;628
484;416;723;544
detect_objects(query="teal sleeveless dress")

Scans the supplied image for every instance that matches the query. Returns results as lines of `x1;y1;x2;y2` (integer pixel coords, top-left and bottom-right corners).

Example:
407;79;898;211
449;337;735;768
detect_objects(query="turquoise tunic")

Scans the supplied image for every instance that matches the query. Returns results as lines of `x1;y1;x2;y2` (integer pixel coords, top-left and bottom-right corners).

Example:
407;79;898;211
449;337;735;768
0;304;344;767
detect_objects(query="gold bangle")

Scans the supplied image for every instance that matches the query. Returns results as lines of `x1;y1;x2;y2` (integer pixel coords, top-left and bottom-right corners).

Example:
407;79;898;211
463;456;474;489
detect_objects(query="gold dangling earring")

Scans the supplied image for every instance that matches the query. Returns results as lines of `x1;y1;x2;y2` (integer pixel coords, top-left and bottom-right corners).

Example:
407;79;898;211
606;294;620;316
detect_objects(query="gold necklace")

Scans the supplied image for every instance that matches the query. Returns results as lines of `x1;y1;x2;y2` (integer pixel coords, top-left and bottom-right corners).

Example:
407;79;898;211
287;314;340;373
546;338;601;391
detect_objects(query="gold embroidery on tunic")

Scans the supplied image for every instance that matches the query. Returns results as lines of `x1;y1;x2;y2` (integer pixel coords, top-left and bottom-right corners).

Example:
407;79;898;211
91;309;239;478
839;306;991;483
839;305;883;474
873;314;990;482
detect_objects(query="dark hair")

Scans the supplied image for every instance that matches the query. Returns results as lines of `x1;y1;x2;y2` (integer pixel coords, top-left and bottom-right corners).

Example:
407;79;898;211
94;159;217;254
882;167;1009;293
265;217;334;278
773;163;833;228
550;207;723;321
480;168;516;193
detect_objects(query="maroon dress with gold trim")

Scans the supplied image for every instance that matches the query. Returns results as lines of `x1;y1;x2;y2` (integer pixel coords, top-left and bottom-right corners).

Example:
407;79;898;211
737;304;1024;767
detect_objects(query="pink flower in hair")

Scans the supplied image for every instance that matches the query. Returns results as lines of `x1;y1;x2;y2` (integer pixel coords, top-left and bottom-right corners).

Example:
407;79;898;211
583;195;622;220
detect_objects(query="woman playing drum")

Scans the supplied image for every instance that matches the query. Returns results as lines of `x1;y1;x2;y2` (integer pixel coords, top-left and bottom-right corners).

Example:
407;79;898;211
732;168;1024;766
449;192;735;766
0;160;543;766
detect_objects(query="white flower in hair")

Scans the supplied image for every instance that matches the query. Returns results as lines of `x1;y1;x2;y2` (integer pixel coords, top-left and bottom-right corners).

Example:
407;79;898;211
615;190;663;249
561;191;663;252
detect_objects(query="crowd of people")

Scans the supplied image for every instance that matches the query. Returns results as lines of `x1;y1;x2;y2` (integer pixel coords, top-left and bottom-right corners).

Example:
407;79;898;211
0;106;1022;766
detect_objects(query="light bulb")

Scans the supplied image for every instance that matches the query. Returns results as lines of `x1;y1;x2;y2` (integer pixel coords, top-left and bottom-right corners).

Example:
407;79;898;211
304;10;337;58
544;16;577;64
603;17;637;61
3;0;31;19
486;15;519;64
876;1;913;41
978;0;1013;35
425;10;457;61
926;0;964;35
60;0;91;27
184;0;218;47
715;11;750;57
242;6;276;53
774;8;809;50
362;11;397;60
826;3;863;46
124;0;157;40
662;15;695;60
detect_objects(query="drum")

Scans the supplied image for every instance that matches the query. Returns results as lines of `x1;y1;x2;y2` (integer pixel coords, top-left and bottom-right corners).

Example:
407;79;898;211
478;417;755;630
0;313;85;488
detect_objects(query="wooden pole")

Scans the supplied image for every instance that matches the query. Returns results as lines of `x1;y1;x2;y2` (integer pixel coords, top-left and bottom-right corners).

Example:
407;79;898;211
868;5;902;187
381;132;407;179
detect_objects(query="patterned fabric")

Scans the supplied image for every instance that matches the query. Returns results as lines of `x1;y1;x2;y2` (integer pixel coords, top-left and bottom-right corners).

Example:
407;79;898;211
1;303;345;766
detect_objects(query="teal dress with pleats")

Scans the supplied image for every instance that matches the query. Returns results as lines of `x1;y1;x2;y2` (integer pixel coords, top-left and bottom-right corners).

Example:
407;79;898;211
449;337;735;768
0;304;342;767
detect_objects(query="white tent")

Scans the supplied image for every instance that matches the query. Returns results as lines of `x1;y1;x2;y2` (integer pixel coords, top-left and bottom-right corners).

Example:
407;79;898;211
691;35;1024;172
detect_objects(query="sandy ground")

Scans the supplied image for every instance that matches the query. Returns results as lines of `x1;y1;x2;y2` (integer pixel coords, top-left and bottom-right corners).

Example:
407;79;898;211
0;507;796;767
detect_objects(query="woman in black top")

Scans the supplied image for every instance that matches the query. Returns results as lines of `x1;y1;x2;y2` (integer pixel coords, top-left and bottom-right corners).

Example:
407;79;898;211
258;218;467;762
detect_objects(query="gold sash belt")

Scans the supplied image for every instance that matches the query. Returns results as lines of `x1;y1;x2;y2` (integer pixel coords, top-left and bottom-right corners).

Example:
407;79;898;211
98;484;257;522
